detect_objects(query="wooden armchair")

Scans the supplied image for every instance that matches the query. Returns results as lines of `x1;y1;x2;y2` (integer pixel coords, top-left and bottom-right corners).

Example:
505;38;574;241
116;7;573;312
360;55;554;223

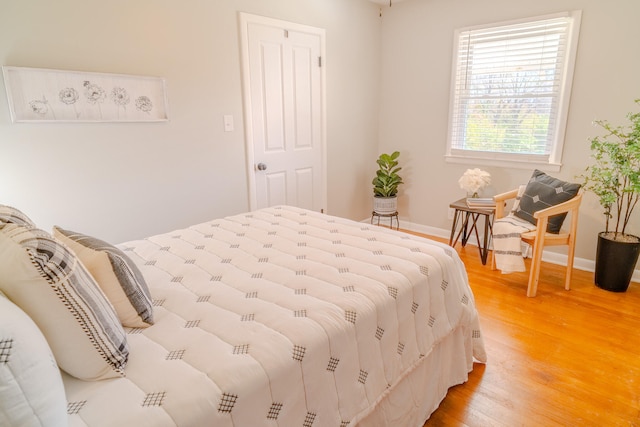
491;188;583;297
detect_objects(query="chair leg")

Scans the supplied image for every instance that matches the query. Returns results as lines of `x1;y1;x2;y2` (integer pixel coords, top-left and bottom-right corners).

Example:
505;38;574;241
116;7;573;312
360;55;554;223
527;241;544;297
565;238;576;291
490;247;497;270
564;261;574;291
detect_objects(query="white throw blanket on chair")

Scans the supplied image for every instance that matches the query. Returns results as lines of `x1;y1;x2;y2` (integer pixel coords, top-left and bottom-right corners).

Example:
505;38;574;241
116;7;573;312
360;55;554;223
492;215;536;273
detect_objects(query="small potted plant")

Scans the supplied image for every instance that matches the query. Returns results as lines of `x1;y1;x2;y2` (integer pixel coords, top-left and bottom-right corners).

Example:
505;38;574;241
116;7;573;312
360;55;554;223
372;151;403;214
581;100;640;292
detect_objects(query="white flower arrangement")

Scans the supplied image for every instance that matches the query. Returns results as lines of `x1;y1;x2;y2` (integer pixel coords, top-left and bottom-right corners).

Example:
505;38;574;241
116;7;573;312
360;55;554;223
458;168;491;196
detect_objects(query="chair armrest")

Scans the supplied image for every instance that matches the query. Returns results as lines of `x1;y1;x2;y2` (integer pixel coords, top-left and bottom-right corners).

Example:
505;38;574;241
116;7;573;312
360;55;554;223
532;191;583;220
493;189;519;219
493;189;520;202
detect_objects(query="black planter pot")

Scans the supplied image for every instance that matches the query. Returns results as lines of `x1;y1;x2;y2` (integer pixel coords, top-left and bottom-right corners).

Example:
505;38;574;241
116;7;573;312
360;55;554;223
595;232;640;292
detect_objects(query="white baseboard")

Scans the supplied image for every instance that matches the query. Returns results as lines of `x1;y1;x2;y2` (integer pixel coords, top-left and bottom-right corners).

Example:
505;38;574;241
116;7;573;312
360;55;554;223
363;218;640;283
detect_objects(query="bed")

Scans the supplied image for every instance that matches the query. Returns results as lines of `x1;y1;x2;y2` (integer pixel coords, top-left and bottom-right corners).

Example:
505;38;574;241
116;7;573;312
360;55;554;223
0;205;486;427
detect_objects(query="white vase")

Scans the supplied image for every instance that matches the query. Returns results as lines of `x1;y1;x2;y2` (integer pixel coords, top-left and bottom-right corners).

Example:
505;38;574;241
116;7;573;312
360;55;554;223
373;196;398;214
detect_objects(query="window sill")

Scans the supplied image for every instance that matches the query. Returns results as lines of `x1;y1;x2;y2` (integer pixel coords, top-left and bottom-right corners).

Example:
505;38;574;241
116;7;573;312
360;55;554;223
445;154;562;173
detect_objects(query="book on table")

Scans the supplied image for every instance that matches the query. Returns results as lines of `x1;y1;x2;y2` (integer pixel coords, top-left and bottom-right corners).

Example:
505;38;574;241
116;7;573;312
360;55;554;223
466;197;495;208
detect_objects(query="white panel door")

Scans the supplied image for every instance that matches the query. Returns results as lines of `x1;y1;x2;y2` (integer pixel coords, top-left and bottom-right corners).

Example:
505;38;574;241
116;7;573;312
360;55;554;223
241;14;325;212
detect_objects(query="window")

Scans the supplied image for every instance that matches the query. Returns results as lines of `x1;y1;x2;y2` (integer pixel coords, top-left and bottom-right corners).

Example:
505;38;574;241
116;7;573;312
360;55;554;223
446;11;581;170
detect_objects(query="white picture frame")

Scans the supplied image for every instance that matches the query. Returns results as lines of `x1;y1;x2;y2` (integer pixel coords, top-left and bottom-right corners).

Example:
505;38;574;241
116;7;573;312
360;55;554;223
2;66;169;123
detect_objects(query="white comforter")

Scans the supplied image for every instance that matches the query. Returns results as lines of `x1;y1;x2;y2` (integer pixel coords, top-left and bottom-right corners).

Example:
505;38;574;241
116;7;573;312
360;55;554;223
64;206;486;426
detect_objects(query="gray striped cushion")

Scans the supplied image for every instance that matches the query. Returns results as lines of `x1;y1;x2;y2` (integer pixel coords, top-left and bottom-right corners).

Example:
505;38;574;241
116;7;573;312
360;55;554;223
0;205;35;227
53;226;153;327
0;224;128;381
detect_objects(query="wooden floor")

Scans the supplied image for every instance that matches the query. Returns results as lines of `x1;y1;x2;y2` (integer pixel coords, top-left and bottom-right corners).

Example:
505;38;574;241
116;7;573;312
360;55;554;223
418;235;640;427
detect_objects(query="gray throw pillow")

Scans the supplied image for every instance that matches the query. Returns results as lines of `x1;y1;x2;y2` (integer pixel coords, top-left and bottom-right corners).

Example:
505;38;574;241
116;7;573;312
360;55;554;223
513;169;580;233
0;224;128;380
53;226;154;328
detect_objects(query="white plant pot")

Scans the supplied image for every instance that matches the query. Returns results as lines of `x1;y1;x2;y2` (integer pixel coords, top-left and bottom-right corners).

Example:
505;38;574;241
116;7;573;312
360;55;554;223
373;196;398;214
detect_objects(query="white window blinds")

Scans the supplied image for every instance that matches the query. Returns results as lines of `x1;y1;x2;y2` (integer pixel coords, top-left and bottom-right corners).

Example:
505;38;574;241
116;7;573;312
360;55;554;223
447;12;581;166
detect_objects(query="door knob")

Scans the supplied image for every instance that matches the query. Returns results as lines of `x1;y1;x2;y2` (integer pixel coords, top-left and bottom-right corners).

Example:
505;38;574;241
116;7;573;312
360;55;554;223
257;163;267;171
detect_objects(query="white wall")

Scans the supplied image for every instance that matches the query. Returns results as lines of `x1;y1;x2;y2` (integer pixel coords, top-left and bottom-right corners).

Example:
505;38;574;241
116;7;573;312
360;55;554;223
0;0;381;243
378;0;640;267
2;0;638;271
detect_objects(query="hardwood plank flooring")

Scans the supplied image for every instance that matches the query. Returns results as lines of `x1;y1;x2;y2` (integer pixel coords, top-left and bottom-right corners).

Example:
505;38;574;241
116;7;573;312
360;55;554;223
416;234;640;427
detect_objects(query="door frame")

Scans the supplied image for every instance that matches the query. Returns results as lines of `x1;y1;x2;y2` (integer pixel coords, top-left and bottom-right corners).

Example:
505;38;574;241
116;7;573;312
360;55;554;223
238;12;327;212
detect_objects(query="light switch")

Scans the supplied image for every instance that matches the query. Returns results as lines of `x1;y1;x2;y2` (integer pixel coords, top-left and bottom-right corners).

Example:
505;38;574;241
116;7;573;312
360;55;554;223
223;115;234;132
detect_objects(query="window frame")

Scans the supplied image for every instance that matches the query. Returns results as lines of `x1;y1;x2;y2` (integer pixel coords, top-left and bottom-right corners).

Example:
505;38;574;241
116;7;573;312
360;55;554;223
445;11;582;172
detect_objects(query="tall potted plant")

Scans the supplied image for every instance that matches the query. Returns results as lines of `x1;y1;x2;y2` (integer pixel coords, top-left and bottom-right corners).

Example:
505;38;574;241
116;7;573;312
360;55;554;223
372;151;403;214
581;100;640;292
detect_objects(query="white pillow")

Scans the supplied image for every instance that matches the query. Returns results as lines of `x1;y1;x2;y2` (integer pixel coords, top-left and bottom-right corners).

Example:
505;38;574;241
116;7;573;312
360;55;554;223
0;224;128;381
0;291;68;427
53;226;154;328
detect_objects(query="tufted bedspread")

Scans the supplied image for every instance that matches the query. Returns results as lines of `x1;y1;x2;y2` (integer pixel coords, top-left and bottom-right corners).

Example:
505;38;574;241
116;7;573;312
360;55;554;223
64;206;486;426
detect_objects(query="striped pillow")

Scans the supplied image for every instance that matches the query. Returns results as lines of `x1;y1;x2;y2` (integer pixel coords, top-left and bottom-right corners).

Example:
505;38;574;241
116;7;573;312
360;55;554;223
0;224;128;381
53;226;154;328
0;205;35;227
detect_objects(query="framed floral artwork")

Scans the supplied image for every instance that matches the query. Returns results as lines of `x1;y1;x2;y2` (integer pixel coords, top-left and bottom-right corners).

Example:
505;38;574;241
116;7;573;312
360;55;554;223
2;66;169;123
